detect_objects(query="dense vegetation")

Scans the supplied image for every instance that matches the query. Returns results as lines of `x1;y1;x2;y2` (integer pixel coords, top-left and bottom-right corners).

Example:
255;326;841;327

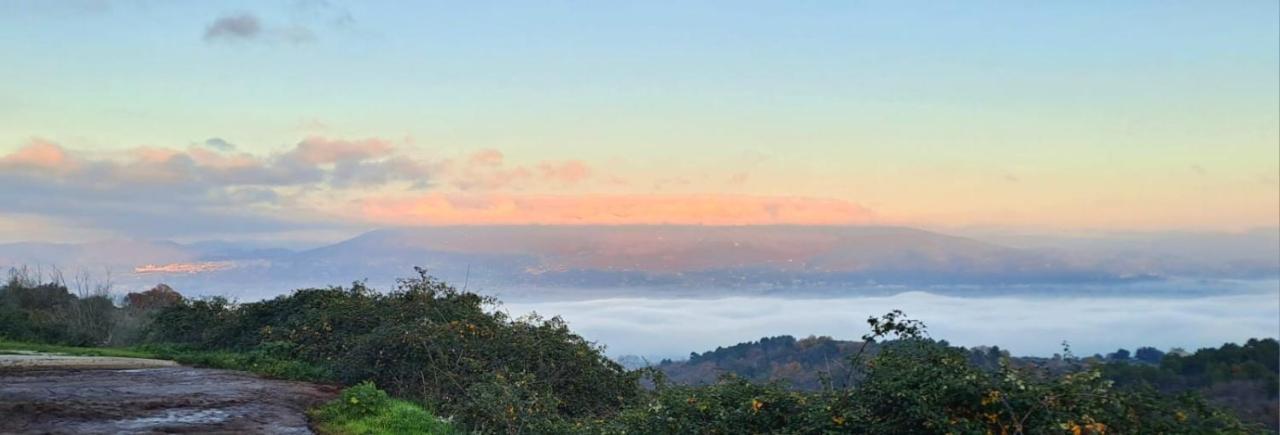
660;335;862;390
657;335;1010;390
0;268;126;346
0;268;1272;433
659;333;1280;431
142;268;639;433
1102;339;1279;430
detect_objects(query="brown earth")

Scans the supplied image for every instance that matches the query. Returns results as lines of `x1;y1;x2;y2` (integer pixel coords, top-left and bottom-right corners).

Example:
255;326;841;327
0;360;338;434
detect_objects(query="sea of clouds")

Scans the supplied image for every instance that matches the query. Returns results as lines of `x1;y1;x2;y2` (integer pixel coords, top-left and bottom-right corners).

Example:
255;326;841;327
503;283;1280;360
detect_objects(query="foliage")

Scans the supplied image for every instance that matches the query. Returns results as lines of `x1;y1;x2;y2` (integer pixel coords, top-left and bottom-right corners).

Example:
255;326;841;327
1135;346;1165;363
660;335;865;390
0;268;117;346
143;268;639;432
586;312;1261;435
1103;338;1279;430
146;343;333;381
124;284;183;310
311;382;458;435
586;375;840;434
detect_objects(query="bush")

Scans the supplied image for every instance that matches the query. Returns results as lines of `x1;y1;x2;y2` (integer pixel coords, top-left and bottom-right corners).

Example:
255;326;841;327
584;312;1259;435
142;343;333;381
335;381;392;417
143;268;639;431
311;382;457;435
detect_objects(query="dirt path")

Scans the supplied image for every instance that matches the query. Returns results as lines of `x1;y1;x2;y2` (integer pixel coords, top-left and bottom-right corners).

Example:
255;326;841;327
0;356;338;434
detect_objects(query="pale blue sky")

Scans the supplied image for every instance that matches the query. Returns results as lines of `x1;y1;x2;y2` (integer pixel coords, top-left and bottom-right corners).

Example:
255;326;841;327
0;1;1276;240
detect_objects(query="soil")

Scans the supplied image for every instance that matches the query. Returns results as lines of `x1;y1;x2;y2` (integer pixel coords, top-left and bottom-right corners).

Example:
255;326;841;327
0;356;338;434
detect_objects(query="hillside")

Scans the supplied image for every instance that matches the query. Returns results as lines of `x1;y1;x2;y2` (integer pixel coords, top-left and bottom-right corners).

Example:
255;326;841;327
652;335;1007;390
652;334;1280;430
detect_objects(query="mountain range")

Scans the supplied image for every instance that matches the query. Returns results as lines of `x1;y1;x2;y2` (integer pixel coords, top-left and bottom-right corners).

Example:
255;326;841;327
0;226;1275;300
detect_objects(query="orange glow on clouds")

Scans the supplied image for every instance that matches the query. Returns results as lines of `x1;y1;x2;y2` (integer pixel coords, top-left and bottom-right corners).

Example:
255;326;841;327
0;139;72;171
357;193;876;226
288;136;394;164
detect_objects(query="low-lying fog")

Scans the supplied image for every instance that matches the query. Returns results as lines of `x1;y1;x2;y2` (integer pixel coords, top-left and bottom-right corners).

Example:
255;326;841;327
502;281;1280;361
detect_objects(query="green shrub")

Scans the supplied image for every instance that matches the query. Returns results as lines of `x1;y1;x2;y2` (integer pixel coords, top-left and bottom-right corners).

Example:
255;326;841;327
312;382;457;435
143;268;639;431
335;382;392;417
137;343;333;382
580;312;1260;435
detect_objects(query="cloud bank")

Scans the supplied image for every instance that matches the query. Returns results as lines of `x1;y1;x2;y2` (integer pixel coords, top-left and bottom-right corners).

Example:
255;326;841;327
0;137;432;238
504;288;1280;359
0;138;877;239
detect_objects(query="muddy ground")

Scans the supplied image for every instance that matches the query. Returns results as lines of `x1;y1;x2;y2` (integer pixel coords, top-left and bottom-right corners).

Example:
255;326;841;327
0;357;338;434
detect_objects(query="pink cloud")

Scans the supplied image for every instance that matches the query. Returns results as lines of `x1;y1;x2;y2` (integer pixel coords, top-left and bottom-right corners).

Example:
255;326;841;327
285;136;394;165
468;148;505;167
0;139;74;171
451;152;594;190
538;160;591;184
0;136;429;190
357;193;876;226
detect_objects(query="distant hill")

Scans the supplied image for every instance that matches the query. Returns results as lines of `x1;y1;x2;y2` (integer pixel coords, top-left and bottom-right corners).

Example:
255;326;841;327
276;225;1122;289
649;335;1006;390
0;225;1275;298
654;335;866;390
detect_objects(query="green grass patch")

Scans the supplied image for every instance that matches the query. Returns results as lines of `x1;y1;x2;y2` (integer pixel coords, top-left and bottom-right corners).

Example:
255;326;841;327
311;381;458;435
0;340;328;382
126;342;335;381
0;339;159;359
149;346;331;382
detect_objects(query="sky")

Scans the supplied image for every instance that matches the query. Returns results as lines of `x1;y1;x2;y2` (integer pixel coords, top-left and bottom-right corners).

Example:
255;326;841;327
1;1;1277;243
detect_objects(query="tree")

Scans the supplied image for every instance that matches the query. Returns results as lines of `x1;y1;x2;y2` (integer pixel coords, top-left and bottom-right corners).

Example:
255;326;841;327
1109;348;1131;361
1134;346;1165;364
126;283;184;310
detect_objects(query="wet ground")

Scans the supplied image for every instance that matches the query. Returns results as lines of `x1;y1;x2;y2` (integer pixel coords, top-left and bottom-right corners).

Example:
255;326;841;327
0;357;338;434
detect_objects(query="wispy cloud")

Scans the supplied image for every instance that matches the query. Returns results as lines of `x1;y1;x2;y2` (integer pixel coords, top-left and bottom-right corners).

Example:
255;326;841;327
449;149;597;191
203;13;262;42
203;137;236;151
202;12;318;45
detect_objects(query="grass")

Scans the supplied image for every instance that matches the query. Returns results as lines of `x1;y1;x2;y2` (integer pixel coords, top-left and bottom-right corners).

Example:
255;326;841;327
310;381;459;435
0;340;328;381
154;347;332;381
0;339;159;359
